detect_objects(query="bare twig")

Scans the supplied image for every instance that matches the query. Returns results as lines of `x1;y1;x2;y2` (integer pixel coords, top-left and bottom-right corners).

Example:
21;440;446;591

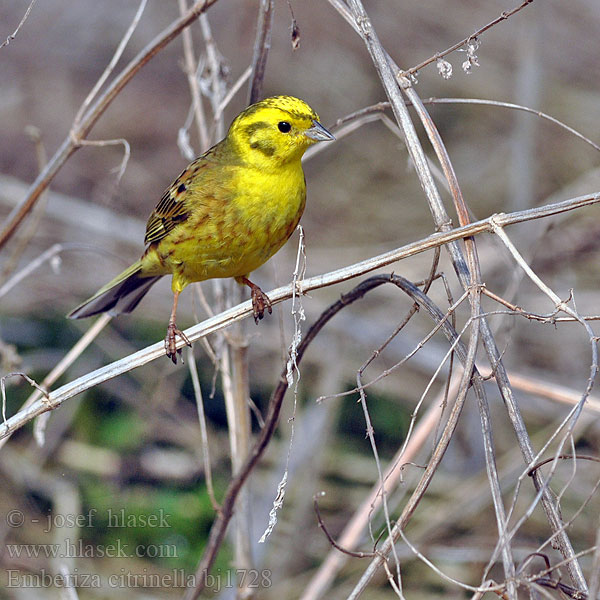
312;492;375;559
0;243;108;300
336;0;591;595
527;454;600;475
300;380;456;600
0;193;598;441
76;138;131;182
316;288;470;406
182;276;409;599
404;84;517;598
73;0;148;128
213;65;252;123
422;97;600;153
187;346;220;511
339;0;515;594
308;97;600;160
0;0;220;250
0;126;49;282
1;372;48;425
0;0;37;49
491;218;598;424
404;0;534;76
199;12;228;139
247;0;274;104
185;271;500;599
178;0;210;152
32;315;113;448
476;366;600;415
589;519;600;600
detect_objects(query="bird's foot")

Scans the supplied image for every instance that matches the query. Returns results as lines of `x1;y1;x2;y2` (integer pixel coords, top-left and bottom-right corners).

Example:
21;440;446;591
250;285;272;324
165;321;192;364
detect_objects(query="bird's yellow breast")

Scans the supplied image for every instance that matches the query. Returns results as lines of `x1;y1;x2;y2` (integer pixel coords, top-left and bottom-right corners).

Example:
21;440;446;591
147;160;306;292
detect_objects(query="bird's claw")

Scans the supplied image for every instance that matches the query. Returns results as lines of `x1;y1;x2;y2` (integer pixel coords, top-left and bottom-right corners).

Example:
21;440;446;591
165;322;192;364
251;287;272;324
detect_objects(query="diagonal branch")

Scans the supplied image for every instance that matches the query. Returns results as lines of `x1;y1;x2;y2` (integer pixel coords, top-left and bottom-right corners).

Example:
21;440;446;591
0;194;598;442
338;0;588;595
0;0;220;251
183;272;493;599
404;0;534;76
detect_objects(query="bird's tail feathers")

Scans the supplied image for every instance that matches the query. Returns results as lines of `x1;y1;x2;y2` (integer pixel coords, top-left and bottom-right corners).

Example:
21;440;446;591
68;261;161;319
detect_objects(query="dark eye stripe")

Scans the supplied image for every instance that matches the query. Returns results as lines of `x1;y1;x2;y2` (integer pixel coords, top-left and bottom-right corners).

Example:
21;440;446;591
250;140;276;156
244;121;270;137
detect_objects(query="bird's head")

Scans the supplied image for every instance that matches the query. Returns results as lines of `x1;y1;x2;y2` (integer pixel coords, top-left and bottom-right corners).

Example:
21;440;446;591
229;95;334;169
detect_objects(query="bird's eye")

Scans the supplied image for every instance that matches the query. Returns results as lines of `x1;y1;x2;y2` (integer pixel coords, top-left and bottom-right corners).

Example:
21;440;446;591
278;121;292;133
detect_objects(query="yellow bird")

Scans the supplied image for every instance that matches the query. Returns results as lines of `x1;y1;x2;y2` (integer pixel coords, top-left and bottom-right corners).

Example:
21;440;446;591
68;96;334;363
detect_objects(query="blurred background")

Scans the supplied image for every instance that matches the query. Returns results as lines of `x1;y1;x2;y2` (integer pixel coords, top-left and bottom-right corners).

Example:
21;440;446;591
1;0;600;598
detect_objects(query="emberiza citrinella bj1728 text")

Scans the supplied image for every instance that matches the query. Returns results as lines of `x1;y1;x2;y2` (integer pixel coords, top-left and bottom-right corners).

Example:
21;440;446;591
68;96;334;363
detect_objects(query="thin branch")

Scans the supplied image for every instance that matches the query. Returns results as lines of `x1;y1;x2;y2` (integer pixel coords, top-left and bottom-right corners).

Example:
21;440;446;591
532;577;590;600
0;243;111;300
423;97;600;153
0;193;598;440
0;0;220;251
199;12;228;139
73;0;148;127
307;97;600;159
186;272;501;599
589;519;600;600
341;1;512;594
213;65;252;123
347;282;483;600
2;372;48;426
338;0;590;594
32;315;113;448
312;493;375;559
404;83;517;598
76;138;131;182
182;276;409;600
491;217;598;422
0;0;37;49
404;0;534;76
187;346;220;511
527;454;600;475
247;0;274;104
406;29;588;600
300;380;458;600
178;0;210;152
0;126;49;282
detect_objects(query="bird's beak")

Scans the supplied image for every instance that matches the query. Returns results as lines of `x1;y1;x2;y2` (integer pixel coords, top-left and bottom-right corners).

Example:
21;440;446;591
305;120;335;142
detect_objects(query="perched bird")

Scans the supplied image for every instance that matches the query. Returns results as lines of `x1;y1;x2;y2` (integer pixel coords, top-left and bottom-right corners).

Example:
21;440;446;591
68;95;334;363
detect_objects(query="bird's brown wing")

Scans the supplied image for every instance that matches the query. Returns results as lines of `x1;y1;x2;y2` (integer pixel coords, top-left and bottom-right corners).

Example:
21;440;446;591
144;144;223;245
